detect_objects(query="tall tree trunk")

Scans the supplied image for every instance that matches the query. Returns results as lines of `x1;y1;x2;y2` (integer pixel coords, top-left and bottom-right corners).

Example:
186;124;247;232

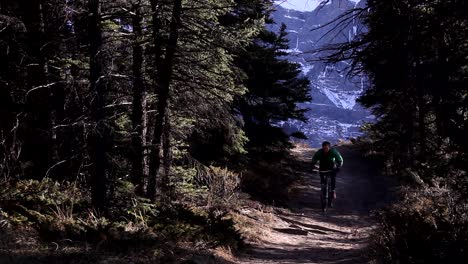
417;84;427;160
433;45;449;141
88;0;107;210
147;0;182;200
0;85;14;177
162;111;173;199
131;3;145;193
146;0;162;200
142;93;149;184
60;2;85;180
408;108;416;164
413;56;427;160
20;0;52;179
40;1;68;179
433;95;445;139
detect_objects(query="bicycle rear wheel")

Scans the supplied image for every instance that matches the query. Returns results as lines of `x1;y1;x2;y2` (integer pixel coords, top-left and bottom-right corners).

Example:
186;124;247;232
320;174;329;212
327;176;333;208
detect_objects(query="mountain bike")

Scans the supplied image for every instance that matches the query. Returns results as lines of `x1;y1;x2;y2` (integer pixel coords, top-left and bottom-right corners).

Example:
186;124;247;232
312;169;335;212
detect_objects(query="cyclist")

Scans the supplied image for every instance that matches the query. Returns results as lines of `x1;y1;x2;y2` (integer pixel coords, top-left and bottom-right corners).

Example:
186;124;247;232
311;141;344;202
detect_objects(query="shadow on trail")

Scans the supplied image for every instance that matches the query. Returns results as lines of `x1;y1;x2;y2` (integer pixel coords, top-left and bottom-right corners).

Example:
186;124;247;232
244;243;366;264
278;216;347;235
273;228;310;236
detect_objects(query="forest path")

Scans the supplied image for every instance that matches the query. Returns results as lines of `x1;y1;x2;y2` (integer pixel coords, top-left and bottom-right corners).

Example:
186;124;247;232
235;144;395;264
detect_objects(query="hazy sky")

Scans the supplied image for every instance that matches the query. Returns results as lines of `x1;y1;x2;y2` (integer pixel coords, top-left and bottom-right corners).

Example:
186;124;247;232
276;0;359;11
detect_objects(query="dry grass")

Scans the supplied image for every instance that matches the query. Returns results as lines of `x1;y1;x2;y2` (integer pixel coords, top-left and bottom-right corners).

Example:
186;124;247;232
212;246;237;263
291;142;312;153
337;139;354;146
230;200;278;245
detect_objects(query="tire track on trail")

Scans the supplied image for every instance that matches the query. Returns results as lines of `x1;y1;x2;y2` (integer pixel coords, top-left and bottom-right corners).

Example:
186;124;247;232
236;144;396;264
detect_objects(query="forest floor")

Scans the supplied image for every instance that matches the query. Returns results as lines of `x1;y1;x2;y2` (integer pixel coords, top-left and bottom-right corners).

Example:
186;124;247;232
227;144;397;264
0;143;397;264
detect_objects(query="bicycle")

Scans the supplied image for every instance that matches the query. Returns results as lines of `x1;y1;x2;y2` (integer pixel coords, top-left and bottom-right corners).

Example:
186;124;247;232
312;169;335;212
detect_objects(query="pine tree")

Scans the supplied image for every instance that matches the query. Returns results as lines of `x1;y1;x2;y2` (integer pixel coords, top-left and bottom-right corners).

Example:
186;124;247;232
236;23;311;159
87;0;108;210
0;0;309;209
324;0;468;182
130;0;145;192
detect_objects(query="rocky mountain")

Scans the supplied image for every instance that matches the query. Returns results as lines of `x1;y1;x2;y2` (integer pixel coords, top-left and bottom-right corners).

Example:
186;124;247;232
271;0;373;146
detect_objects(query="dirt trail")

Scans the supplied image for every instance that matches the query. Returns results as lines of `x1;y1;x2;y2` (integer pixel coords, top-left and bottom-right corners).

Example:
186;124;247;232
236;145;395;264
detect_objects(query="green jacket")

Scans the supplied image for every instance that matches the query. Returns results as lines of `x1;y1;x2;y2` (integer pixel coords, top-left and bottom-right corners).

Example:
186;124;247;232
312;148;344;170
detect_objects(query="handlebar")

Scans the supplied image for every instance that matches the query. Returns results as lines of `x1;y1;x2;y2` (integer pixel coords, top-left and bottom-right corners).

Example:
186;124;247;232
312;169;335;173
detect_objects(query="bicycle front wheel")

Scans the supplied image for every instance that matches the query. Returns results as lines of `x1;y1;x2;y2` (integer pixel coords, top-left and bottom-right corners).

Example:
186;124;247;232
321;178;328;212
328;176;334;207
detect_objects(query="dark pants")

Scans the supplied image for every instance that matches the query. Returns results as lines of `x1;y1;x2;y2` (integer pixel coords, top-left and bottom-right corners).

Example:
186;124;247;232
320;171;336;191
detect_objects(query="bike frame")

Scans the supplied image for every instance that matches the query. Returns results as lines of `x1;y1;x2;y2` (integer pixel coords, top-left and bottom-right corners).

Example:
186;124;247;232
313;169;334;212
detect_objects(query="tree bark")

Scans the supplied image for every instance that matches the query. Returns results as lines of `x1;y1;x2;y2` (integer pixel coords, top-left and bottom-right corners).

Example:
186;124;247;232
20;0;52;179
147;0;182;200
417;84;427;160
142;93;149;183
162;111;173;199
88;0;107;210
131;3;145;193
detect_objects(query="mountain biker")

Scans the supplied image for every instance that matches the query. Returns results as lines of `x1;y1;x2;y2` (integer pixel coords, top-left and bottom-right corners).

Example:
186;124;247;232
311;141;343;201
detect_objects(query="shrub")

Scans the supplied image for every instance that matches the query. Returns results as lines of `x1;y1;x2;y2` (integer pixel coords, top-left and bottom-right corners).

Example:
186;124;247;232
0;178;243;254
369;187;468;264
204;166;241;209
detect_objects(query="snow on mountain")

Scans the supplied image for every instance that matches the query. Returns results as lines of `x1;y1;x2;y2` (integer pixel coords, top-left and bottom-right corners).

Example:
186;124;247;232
271;0;373;146
299;62;314;75
276;0;360;12
284;15;306;22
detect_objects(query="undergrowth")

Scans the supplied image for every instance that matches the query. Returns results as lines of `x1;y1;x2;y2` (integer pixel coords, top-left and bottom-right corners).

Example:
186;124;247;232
369;186;468;264
0;179;242;263
344;135;468;264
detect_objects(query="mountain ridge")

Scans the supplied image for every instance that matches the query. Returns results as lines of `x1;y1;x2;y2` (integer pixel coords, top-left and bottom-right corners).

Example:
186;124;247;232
271;0;372;145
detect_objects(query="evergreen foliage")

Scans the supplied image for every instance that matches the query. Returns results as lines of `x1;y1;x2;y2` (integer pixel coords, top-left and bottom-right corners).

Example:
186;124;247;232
0;0;311;258
325;0;468;190
236;23;311;159
322;0;468;262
